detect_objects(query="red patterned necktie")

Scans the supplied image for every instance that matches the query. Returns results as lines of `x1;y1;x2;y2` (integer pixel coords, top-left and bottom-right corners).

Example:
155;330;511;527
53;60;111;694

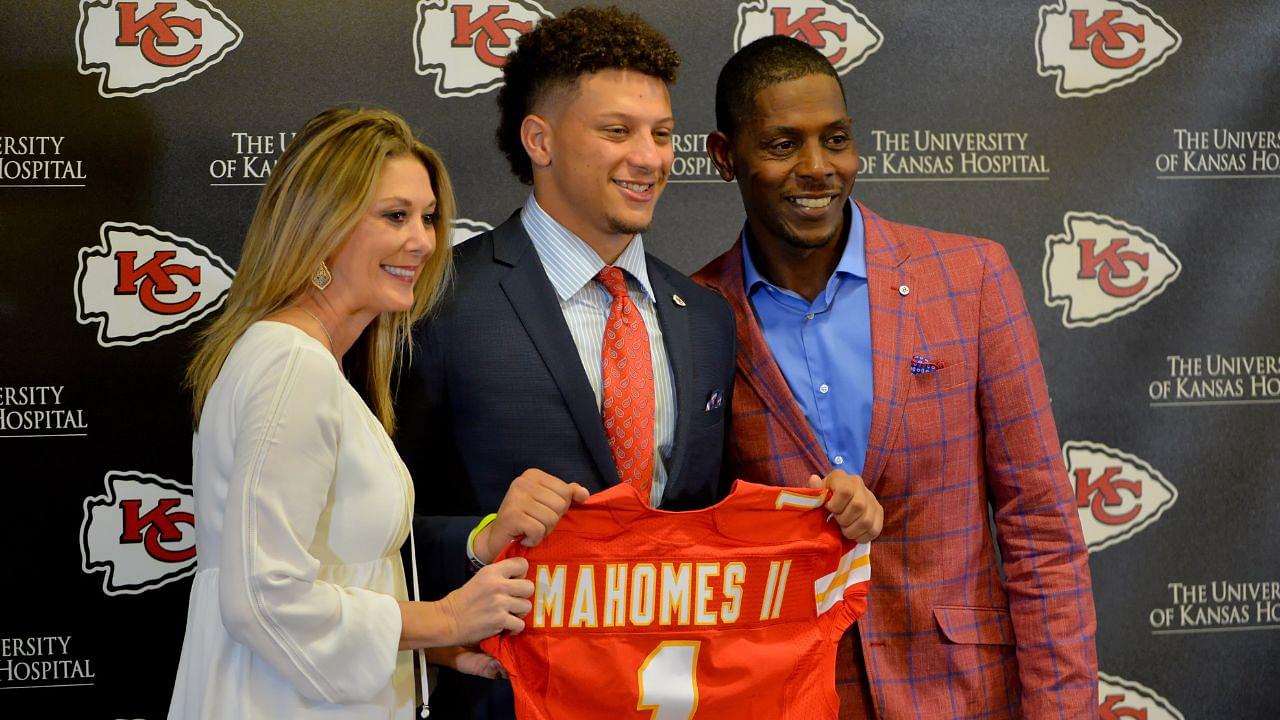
595;266;655;502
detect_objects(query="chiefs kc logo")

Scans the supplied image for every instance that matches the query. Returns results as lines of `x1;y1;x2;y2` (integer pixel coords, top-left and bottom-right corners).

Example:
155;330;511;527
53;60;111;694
735;0;882;75
75;222;235;348
76;0;242;98
1043;211;1180;328
1064;441;1177;552
414;0;553;98
1036;0;1181;98
1097;671;1186;720
81;470;197;596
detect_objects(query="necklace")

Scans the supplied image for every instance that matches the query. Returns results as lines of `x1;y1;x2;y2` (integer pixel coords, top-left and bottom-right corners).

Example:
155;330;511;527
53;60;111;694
296;305;335;352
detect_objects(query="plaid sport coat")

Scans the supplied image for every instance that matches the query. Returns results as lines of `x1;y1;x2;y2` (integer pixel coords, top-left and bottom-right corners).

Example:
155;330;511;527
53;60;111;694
693;204;1098;720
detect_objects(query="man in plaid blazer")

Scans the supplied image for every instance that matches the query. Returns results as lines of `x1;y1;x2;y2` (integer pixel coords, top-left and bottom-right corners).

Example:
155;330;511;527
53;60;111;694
693;37;1098;718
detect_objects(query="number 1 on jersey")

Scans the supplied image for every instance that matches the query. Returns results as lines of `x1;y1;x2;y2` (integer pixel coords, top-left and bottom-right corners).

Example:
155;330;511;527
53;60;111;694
637;640;701;719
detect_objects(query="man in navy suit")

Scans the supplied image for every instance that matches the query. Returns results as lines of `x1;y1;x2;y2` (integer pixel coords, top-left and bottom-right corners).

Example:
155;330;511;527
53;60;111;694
395;8;737;718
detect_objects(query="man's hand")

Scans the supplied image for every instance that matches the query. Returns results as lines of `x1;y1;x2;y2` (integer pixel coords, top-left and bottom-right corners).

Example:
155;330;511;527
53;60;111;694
425;647;508;680
475;469;590;563
808;470;883;544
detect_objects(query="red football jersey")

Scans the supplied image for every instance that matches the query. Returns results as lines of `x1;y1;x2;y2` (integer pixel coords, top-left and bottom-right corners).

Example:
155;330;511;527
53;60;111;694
479;480;871;719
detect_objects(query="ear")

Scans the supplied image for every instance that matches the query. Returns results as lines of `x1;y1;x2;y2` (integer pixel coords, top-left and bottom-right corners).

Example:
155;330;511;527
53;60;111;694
521;114;553;170
707;131;736;182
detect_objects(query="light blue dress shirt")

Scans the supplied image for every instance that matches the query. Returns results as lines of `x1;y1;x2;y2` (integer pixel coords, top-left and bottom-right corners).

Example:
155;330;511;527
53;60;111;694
742;200;873;475
521;195;677;504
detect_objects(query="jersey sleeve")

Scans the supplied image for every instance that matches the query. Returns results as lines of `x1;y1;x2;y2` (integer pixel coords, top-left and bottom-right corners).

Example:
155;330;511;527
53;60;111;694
814;539;872;640
217;341;401;704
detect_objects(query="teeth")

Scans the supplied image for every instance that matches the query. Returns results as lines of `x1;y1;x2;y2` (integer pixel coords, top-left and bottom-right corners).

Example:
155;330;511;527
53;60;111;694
616;181;651;193
382;265;414;279
789;196;833;209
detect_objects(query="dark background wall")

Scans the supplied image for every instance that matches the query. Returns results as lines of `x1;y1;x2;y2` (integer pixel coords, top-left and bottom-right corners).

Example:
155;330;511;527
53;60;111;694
1;1;1276;717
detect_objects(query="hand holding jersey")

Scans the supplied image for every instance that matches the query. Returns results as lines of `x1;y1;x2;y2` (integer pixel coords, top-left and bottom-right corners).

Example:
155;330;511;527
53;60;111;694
808;470;884;544
474;469;592;564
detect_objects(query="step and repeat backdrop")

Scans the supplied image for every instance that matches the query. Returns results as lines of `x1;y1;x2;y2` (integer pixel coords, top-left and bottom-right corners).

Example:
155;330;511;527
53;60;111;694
1;1;1277;717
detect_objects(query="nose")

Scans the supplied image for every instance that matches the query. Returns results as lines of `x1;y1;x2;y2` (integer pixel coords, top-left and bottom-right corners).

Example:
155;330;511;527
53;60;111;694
407;217;435;258
795;142;835;183
628;132;667;175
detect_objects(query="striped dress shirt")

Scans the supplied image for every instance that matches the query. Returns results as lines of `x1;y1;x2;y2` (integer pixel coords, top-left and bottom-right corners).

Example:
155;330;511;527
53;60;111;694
520;195;676;505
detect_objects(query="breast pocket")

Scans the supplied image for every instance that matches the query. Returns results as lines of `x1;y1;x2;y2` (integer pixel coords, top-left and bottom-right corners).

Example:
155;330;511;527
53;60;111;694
899;362;975;464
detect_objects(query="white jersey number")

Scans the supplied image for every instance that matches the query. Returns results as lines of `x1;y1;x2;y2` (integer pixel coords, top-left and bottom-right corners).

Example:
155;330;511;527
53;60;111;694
637;641;701;719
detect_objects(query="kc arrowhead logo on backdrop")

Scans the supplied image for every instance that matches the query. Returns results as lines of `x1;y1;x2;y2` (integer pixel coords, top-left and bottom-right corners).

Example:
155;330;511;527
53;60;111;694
81;470;196;596
75;222;235;347
1036;0;1180;98
1043;211;1180;328
1065;441;1177;553
451;218;494;246
1097;672;1185;720
76;0;242;98
734;0;882;75
414;0;553;98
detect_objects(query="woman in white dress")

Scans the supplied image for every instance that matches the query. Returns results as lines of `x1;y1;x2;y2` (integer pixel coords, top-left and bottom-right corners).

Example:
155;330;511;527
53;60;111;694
169;107;533;719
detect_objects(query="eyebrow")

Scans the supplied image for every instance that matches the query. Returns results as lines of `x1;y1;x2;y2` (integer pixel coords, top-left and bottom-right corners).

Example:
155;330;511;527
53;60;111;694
594;112;676;126
378;195;436;209
760;118;853;134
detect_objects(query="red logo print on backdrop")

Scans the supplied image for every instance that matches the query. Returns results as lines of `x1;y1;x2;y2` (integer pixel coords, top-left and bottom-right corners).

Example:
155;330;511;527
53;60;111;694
1077;238;1149;298
76;221;235;347
77;0;242;98
1070;8;1146;69
1036;0;1181;98
81;470;198;595
114;250;203;315
120;497;196;563
1063;441;1178;552
115;1;203;67
414;0;553;98
1042;211;1180;328
596;267;655;500
451;4;537;67
733;1;883;76
1074;466;1142;526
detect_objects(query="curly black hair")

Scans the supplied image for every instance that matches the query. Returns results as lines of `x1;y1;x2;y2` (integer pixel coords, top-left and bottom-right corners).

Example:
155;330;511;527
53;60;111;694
496;6;680;184
715;35;843;138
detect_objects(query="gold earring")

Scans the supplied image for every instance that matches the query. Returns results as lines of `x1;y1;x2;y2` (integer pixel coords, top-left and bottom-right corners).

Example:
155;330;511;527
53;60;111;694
311;261;332;291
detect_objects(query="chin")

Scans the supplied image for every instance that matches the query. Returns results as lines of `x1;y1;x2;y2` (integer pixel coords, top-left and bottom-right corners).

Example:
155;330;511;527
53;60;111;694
781;226;842;251
608;214;654;238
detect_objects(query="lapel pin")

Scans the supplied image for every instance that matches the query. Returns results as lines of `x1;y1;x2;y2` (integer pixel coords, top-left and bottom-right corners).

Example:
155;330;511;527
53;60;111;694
898;284;910;296
672;293;686;307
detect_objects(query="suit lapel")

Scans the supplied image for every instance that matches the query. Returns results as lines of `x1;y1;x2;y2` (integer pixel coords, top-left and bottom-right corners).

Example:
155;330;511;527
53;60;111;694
709;242;828;475
492;215;619;487
859;204;915;492
647;262;694;503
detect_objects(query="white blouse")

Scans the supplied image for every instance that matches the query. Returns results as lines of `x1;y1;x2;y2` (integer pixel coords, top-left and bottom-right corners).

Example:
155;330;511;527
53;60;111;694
169;322;415;719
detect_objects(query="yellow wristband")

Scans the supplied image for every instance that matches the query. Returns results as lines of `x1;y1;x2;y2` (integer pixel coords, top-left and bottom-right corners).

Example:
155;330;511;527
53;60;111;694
466;513;499;569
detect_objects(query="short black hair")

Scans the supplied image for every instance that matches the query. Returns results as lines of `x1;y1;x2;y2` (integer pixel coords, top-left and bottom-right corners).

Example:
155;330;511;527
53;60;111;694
496;5;681;184
715;35;843;137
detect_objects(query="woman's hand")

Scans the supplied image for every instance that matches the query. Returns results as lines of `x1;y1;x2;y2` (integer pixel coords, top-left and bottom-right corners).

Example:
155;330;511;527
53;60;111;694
441;557;534;645
398;557;533;649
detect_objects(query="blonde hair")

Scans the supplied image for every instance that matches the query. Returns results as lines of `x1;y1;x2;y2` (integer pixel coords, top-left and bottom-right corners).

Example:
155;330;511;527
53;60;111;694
187;106;455;433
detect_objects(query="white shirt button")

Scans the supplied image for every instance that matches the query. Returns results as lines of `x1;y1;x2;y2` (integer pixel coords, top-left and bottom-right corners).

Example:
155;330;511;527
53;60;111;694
833;455;844;465
805;313;815;320
819;383;830;394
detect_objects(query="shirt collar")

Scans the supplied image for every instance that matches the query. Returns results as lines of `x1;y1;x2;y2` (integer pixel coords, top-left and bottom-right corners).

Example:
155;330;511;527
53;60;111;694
521;194;655;303
741;198;867;297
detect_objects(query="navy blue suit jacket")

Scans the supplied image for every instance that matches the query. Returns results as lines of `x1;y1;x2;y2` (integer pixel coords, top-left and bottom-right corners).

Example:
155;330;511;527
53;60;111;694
395;211;736;719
